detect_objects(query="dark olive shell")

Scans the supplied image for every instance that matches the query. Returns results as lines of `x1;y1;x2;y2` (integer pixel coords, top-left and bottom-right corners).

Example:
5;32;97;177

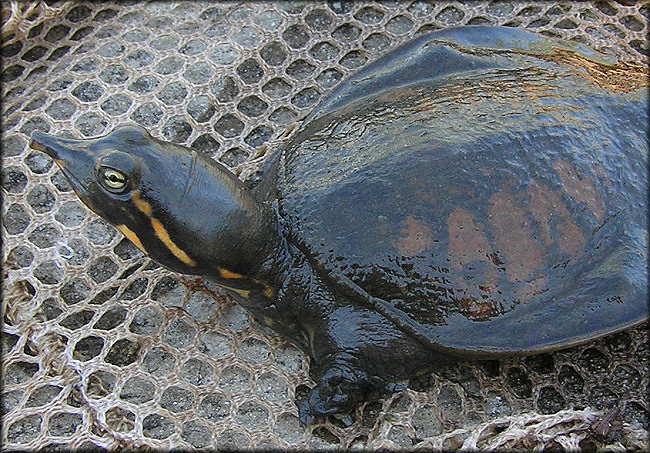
274;27;648;355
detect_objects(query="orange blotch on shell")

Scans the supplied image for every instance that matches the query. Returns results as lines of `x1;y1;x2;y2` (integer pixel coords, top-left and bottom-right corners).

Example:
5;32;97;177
556;218;586;261
394;215;434;258
446;207;491;271
488;190;545;283
527;180;585;260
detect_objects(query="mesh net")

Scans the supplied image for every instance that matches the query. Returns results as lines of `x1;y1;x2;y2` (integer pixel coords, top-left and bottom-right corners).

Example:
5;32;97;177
2;1;648;450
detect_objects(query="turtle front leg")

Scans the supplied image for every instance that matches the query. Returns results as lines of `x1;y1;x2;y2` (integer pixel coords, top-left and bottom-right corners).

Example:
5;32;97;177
298;354;373;425
276;258;441;424
295;304;440;425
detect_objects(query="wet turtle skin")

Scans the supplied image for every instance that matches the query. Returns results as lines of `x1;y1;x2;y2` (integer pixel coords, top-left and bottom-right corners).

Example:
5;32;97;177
30;27;648;424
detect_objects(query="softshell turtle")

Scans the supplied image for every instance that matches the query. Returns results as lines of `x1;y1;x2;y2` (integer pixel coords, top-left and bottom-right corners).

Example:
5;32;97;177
30;26;648;423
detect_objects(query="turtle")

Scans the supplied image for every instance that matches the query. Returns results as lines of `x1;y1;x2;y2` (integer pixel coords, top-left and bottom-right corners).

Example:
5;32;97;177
30;26;648;424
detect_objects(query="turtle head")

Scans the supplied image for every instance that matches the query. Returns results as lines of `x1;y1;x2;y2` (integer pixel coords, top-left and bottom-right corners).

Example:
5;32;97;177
30;125;279;286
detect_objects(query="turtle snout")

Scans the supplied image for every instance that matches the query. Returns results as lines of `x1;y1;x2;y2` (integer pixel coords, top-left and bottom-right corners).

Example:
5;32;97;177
30;131;61;159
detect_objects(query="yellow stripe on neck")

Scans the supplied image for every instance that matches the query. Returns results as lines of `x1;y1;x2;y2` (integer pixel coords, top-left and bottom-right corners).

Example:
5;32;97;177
218;284;251;298
129;190;196;267
117;224;147;254
254;278;275;298
217;268;275;299
218;267;245;279
263;285;275;299
150;218;197;267
132;190;153;217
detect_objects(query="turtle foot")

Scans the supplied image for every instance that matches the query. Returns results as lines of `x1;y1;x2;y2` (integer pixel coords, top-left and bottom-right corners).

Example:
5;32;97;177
298;359;371;425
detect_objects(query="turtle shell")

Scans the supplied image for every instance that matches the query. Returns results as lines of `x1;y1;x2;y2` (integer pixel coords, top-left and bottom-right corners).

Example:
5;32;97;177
273;27;648;355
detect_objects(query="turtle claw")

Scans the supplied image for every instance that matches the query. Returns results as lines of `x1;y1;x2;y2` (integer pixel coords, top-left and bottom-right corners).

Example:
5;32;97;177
298;360;370;425
298;400;316;426
384;382;407;393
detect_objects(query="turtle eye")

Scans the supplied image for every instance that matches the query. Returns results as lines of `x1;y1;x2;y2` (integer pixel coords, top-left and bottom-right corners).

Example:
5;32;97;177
100;167;129;193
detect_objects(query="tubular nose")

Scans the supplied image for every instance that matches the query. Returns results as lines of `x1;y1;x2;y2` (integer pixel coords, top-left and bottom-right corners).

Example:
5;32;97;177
30;130;61;159
30;130;90;164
